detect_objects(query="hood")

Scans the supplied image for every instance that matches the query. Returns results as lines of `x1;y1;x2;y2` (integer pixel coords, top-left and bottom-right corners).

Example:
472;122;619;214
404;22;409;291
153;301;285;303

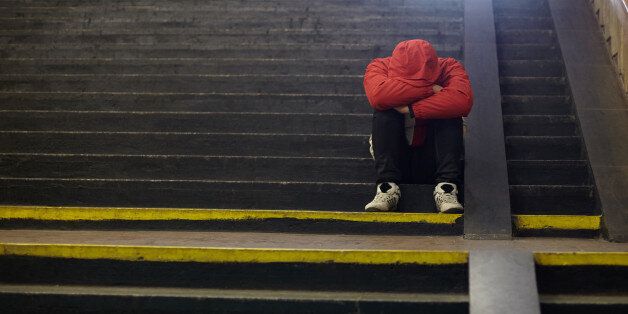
388;39;440;88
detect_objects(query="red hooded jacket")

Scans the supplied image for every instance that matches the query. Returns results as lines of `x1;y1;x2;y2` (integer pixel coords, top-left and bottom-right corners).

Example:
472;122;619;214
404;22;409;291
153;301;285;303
363;39;473;146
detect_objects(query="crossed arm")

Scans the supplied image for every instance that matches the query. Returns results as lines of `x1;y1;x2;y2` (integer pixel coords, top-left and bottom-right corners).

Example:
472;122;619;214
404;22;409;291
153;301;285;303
363;57;473;119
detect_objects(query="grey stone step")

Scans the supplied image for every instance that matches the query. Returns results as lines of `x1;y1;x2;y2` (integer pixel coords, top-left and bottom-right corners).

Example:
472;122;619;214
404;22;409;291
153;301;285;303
0;58;372;75
0;74;365;94
0;179;437;212
0;132;371;158
500;77;567;96
507;160;591;185
0;111;371;134
497;44;560;60
0;27;461;36
0;44;463;59
0;94;372;113
0;285;469;314
503;115;577;136
0;33;463;45
0;18;463;32
509;185;597;215
505;136;584;160
0;154;376;183
496;30;555;45
498;60;564;77
501;95;572;115
493;16;554;30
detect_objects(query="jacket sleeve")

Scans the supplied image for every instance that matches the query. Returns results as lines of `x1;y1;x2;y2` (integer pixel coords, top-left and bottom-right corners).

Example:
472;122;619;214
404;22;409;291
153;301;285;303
409;58;473;119
363;58;434;111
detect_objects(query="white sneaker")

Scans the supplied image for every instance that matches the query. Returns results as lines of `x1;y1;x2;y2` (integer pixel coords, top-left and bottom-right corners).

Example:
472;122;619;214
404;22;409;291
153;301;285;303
434;182;463;213
368;134;374;160
365;182;401;212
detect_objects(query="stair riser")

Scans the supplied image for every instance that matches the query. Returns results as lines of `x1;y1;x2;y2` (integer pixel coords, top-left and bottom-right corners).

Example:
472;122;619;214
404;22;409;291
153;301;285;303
0;95;372;113
500;78;566;95
506;138;583;160
496;31;555;44
0;133;371;158
501;96;571;115
508;162;590;185
497;45;560;60
510;186;597;215
0;47;463;60
498;61;563;77
504;117;577;136
0;62;372;76
0;20;463;32
0;77;365;94
0;180;436;212
0;255;468;292
0;34;463;45
0;294;469;314
0;155;377;183
537;266;628;294
0;113;372;134
494;17;554;30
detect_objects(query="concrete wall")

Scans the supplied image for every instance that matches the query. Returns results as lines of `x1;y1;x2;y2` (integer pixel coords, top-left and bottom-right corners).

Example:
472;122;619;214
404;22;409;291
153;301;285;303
588;0;628;95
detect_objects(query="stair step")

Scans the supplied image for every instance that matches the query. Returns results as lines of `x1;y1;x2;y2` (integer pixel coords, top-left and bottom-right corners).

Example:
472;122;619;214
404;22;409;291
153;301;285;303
0;0;464;6
0;284;469;313
0;58;373;75
0;33;463;46
0;154;376;183
0;132;371;158
0;19;463;32
0;5;464;18
0;44;463;60
0;94;371;113
0;28;459;37
496;30;555;45
0;111;371;134
505;136;583;160
500;77;566;96
0;244;468;293
507;160;590;185
503;115;577;136
510;185;597;215
0;74;365;94
493;16;554;30
501;95;572;115
0;179;438;212
498;60;563;77
493;0;550;12
497;44;560;60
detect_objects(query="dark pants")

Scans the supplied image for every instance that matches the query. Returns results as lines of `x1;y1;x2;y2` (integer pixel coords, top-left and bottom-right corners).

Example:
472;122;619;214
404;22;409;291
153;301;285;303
372;109;463;185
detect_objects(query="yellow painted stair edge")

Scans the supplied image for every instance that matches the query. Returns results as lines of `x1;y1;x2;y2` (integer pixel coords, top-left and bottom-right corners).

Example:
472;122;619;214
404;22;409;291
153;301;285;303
0;205;461;224
0;243;469;265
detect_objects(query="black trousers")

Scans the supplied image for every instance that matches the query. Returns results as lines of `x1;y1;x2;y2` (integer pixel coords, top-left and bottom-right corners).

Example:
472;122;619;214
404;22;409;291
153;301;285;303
372;109;463;185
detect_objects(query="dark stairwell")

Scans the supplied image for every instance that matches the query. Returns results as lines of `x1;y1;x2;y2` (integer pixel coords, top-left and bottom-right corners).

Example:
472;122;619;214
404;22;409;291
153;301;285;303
493;0;600;236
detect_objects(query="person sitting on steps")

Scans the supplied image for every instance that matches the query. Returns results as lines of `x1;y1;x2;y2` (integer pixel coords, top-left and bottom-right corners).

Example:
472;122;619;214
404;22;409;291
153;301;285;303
363;39;474;213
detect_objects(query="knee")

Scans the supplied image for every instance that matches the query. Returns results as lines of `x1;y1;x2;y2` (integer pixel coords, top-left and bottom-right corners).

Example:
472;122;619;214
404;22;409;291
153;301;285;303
373;109;403;121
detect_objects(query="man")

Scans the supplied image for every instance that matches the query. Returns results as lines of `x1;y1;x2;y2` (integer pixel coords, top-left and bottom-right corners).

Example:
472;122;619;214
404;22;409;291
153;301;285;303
363;39;473;213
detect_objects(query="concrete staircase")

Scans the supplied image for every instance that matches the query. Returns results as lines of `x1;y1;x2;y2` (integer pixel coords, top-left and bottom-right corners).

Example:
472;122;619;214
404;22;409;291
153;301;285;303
0;0;465;234
494;0;600;237
1;0;627;313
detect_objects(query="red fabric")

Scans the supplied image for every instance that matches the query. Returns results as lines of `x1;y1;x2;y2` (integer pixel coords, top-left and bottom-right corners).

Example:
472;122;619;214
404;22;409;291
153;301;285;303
363;39;474;146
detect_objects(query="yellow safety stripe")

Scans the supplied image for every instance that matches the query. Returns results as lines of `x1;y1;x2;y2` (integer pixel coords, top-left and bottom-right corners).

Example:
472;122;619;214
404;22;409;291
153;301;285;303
0;205;461;224
513;215;601;231
535;252;628;266
0;243;469;265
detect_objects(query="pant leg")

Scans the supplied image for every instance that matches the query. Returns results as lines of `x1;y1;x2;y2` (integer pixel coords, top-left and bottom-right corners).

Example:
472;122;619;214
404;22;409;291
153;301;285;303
371;109;410;184
408;118;463;185
431;117;463;185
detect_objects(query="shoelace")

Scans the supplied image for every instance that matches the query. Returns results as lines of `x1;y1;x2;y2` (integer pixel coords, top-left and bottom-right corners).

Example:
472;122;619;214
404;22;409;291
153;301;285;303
436;192;459;204
374;191;397;205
